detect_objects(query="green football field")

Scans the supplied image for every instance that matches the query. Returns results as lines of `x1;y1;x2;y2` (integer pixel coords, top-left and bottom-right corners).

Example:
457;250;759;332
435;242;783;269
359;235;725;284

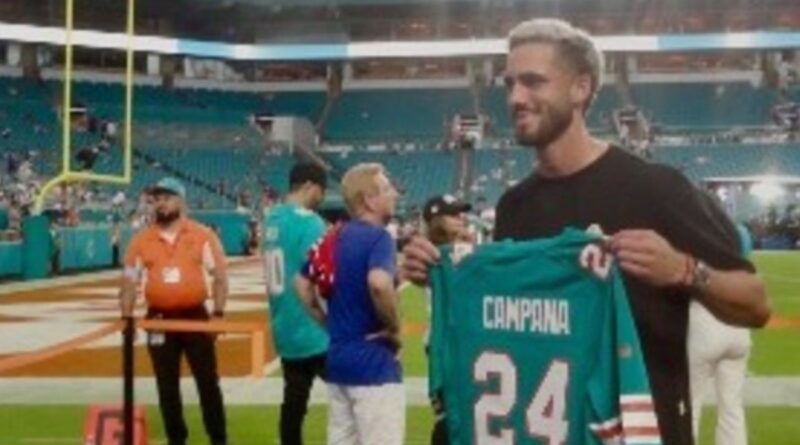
0;251;798;444
1;405;800;445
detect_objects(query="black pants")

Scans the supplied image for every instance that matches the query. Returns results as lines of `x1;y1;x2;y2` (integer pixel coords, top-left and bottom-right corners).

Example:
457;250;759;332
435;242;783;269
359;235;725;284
426;345;449;445
430;393;449;445
280;353;326;445
146;307;226;445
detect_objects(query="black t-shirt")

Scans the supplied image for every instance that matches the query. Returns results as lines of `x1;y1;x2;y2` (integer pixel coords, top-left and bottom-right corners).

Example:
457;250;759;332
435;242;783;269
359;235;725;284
495;146;752;445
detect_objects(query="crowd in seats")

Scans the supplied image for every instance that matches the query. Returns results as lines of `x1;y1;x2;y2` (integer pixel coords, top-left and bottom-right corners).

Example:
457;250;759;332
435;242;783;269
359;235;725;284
2;74;800;236
258;63;327;82
468;147;533;207
631;82;777;129
745;203;800;249
325;89;472;142
651;143;800;182
0;151;43;239
322;148;458;211
638;53;758;73
352;59;468;80
355;5;800;42
0;149;118;240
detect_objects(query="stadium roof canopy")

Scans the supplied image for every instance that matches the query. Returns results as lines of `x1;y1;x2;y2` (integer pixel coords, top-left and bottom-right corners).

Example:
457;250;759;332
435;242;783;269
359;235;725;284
1;0;798;45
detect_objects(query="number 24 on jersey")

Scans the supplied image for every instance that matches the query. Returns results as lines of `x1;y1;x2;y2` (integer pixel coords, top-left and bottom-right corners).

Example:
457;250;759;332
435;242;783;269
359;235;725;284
475;352;569;445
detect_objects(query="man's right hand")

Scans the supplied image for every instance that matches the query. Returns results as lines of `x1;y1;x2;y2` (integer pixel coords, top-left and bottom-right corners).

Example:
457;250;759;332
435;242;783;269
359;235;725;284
400;236;440;286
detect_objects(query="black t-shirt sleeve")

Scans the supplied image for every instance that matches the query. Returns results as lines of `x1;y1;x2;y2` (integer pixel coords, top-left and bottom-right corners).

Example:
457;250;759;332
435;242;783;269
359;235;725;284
494;191;512;241
653;167;754;272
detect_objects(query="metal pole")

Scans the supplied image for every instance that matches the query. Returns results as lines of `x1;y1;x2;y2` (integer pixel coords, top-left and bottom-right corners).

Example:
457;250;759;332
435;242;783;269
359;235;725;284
122;316;134;445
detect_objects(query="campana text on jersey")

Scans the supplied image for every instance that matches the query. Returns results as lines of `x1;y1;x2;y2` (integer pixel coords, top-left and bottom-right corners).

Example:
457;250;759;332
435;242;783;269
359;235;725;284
482;295;571;335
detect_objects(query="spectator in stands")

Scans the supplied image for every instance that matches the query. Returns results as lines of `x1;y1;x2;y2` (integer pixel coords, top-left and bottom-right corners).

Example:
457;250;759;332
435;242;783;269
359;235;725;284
49;218;61;275
296;163;404;445
6;198;22;239
16;156;33;182
5;153;19;177
263;162;329;445
402;18;769;445
64;207;80;227
111;190;127;211
119;177;229;445
244;217;260;256
131;190;154;230
75;146;101;171
237;189;251;211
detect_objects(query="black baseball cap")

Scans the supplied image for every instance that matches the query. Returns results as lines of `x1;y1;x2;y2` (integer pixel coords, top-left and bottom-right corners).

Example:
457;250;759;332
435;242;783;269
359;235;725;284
289;162;328;190
423;194;472;222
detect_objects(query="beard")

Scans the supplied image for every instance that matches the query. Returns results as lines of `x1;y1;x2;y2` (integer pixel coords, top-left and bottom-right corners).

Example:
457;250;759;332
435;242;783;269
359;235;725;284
154;209;180;225
513;101;573;149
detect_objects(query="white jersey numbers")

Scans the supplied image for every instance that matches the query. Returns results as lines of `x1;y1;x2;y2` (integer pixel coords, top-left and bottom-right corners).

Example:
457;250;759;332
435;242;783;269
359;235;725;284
474;352;570;445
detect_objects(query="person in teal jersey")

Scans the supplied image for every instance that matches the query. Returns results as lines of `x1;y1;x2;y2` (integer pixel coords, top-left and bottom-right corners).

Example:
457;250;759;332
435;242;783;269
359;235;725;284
429;229;661;445
263;162;328;445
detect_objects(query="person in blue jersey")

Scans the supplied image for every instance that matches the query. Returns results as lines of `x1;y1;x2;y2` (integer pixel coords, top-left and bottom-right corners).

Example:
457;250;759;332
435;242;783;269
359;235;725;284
401;18;770;445
297;162;404;445
263;162;328;445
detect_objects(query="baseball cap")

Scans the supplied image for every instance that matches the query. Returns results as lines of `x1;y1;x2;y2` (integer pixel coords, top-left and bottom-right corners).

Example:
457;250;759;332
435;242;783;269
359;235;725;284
151;177;186;199
423;194;472;222
290;162;328;190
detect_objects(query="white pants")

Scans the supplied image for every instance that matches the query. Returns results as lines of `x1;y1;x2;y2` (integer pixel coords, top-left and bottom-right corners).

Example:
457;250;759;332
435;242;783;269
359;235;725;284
688;301;751;445
327;383;406;445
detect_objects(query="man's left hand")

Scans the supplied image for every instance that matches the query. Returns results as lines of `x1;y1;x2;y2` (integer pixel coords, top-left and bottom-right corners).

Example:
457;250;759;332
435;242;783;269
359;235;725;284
608;229;687;287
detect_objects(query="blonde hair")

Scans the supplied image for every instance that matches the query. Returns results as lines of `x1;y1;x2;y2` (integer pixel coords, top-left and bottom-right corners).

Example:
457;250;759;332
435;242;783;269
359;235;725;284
508;18;604;114
341;163;385;216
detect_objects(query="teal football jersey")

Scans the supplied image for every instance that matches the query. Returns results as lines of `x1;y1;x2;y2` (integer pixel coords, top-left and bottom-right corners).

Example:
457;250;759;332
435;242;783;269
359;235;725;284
262;203;328;359
429;229;661;445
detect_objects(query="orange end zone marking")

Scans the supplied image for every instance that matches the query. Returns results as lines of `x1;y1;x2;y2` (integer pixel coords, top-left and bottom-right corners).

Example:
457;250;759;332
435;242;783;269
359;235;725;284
138;319;266;377
136;319;263;334
0;321;124;374
767;316;800;329
0;319;268;378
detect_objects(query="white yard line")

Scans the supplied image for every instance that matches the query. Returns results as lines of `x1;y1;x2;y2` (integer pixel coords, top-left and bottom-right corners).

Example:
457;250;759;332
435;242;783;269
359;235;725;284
0;257;256;296
1;377;799;406
264;357;281;376
0;270;121;295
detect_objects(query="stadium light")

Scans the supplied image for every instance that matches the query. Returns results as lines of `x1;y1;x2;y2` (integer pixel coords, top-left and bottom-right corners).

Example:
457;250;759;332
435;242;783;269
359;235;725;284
749;181;785;203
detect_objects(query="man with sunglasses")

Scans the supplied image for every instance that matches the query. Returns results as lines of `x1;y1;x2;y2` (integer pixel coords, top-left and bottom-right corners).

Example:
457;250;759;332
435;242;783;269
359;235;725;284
402;18;770;445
